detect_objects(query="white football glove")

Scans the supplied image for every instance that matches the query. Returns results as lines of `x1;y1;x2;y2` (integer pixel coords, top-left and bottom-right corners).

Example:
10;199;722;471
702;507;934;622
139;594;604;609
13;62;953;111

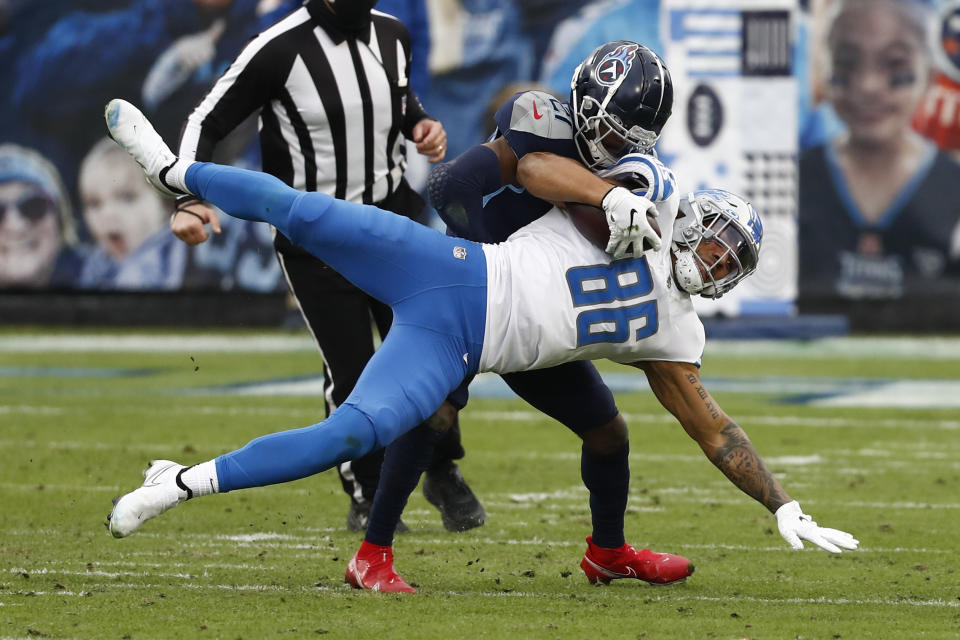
601;186;662;259
775;500;859;553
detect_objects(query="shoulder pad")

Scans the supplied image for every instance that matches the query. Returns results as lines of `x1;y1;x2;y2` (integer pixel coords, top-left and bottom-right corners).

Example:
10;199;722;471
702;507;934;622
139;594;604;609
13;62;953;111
598;153;677;202
495;90;573;140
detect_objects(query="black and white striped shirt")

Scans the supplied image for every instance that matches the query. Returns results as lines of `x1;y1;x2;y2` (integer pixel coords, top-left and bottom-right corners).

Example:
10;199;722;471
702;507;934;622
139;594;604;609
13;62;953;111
178;0;430;205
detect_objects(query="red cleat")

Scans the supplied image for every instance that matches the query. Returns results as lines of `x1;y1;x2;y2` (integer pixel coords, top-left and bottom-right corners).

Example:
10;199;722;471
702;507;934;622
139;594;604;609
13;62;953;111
345;541;416;593
580;536;694;585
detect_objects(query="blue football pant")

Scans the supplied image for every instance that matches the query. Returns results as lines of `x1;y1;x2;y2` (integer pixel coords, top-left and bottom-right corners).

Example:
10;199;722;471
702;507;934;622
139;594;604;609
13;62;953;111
181;162;487;492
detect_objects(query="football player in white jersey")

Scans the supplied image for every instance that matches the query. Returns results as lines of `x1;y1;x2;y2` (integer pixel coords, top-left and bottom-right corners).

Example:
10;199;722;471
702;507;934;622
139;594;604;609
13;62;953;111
103;99;859;589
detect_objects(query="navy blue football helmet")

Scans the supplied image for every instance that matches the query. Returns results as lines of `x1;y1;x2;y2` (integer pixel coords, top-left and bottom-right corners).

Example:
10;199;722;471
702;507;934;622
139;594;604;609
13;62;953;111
570;41;673;170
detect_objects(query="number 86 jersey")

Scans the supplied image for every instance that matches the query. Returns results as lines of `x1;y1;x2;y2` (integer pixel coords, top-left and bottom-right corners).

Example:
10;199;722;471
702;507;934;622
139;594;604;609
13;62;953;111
478;195;705;373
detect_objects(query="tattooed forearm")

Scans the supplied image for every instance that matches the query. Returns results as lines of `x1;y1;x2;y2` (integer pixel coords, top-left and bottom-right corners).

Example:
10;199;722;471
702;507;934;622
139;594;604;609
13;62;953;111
685;373;721;420
710;422;790;513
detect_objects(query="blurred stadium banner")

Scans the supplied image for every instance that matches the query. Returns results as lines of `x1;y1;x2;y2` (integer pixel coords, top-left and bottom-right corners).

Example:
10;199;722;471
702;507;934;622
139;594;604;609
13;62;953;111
2;0;958;331
658;0;797;319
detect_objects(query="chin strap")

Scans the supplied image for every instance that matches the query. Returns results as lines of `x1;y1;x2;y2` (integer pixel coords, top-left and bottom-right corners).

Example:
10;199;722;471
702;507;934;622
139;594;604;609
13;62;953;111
672;248;704;295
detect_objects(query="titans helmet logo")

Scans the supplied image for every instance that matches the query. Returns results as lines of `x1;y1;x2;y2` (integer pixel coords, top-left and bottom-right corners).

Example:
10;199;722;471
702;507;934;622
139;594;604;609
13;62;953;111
596;44;639;86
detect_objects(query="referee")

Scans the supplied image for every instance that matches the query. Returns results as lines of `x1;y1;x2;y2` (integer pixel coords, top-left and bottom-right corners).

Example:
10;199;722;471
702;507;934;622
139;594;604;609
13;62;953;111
170;0;485;533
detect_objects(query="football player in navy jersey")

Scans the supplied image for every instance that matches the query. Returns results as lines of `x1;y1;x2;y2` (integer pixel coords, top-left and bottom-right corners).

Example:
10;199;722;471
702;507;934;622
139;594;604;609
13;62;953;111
103;96;859;593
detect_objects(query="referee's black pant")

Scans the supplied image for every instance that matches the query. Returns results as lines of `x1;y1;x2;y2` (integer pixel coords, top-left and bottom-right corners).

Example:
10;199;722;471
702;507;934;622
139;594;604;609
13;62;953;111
274;179;466;506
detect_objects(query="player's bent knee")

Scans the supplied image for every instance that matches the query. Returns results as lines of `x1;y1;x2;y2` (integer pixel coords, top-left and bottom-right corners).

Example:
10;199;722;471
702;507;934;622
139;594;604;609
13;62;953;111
285;191;334;245
581;414;629;455
325;404;382;459
423;401;457;433
344;399;428;451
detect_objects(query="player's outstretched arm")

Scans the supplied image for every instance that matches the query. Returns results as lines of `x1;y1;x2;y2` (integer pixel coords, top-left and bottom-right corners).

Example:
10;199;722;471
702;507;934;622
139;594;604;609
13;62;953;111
633;360;859;553
635;360;791;512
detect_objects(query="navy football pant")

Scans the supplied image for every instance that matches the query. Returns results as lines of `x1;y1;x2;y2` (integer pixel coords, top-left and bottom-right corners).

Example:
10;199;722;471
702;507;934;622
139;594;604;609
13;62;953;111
180;162;487;491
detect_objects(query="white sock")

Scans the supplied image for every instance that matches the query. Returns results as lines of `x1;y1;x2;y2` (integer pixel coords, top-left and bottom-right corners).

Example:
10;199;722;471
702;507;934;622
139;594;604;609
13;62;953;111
162;159;195;195
178;460;219;498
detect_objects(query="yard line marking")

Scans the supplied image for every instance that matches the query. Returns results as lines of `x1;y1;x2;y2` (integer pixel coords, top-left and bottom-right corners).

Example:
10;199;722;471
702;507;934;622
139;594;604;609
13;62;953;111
3;432;957;457
0;405;65;415
0;334;317;353
4;403;960;430
664;594;960;608
8;567;207;579
0;482;123;492
436;591;960;608
0;582;292;596
472;410;960;431
0;404;318;419
23;559;281;571
18;531;942;554
2;583;956;609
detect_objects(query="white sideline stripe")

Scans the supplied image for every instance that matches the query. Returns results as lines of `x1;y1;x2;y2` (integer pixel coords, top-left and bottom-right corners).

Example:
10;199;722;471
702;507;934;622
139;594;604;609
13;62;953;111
2;583;956;609
197;374;960;408
4;334;960;358
812;381;960;408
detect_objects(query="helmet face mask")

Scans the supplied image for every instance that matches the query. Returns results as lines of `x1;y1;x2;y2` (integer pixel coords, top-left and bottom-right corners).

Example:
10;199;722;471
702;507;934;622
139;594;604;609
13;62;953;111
672;190;762;299
570;41;673;170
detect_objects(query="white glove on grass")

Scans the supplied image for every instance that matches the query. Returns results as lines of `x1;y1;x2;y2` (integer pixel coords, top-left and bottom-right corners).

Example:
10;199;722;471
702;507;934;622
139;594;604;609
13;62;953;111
601;187;661;259
775;500;859;553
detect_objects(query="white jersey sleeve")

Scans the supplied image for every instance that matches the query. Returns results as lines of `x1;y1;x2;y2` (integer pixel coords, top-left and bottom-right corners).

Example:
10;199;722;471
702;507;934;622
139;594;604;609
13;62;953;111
479;190;704;374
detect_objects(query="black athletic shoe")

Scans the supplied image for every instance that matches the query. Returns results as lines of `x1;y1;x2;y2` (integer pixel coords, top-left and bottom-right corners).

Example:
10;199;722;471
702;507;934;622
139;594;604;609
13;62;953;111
345;499;409;533
422;461;486;532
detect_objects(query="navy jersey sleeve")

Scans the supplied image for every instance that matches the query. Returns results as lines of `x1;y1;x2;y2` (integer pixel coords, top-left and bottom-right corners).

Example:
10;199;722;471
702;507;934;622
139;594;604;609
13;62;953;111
429;90;580;244
493;90;578;160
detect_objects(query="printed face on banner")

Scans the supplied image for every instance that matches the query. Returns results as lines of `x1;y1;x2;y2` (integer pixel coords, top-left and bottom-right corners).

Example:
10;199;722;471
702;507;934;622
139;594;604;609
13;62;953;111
826;1;930;146
0;180;61;286
79;149;168;262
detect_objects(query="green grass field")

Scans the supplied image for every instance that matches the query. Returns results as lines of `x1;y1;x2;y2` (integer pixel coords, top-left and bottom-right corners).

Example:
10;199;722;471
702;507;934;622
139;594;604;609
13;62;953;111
2;330;959;639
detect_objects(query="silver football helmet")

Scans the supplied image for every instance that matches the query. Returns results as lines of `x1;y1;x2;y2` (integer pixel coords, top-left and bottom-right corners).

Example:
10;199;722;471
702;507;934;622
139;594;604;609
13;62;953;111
672;189;762;298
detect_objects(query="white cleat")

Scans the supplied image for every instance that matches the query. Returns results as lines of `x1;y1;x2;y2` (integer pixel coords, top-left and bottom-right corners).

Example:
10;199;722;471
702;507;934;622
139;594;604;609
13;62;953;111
108;460;189;538
103;99;182;197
